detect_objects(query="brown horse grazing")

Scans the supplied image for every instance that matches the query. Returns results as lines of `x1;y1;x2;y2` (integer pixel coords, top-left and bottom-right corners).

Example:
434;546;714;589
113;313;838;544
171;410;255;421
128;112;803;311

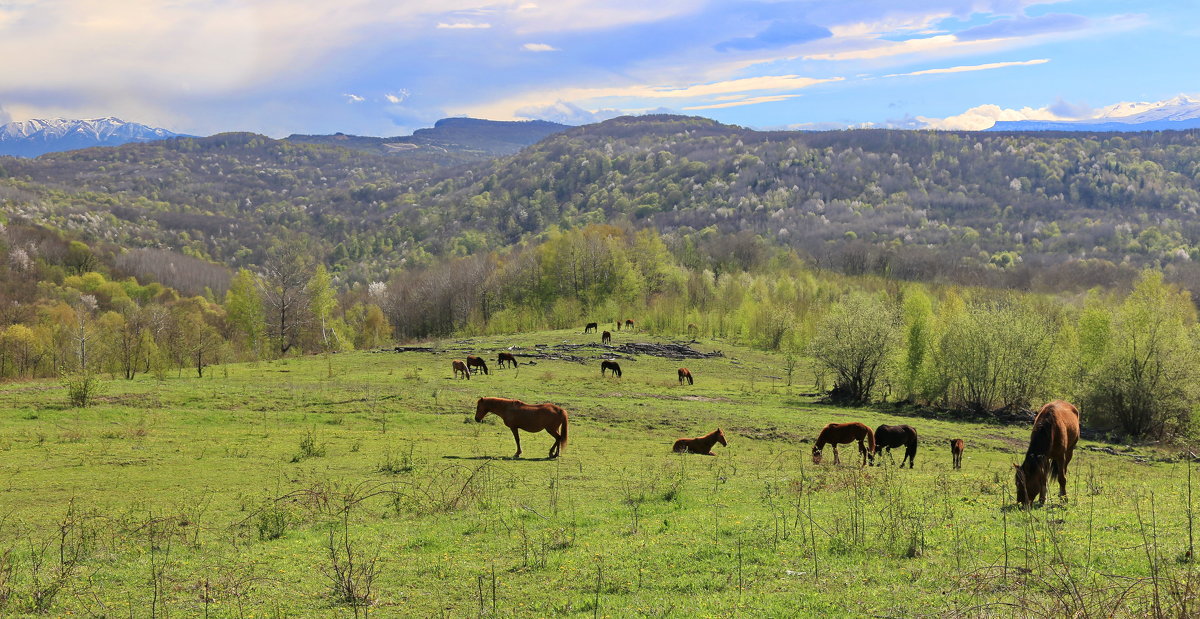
600;360;622;377
625;319;635;330
475;397;568;459
950;439;964;469
601;331;612;345
584;322;598;334
874;424;918;468
1015;400;1080;507
466;355;489;375
497;352;518;369
452;360;471;380
677;367;694;385
673;428;726;455
812;422;876;466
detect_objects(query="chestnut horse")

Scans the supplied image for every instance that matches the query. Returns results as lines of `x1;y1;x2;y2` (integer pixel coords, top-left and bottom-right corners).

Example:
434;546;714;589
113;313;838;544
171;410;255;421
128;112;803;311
625;319;635;330
475;397;568;459
601;360;622;377
874;424;918;468
1015;400;1080;507
677;368;694;385
497;352;518;369
673;428;726;455
812;422;875;466
452;360;471;380
584;322;598;334
601;331;612;345
466;355;489;375
950;439;964;469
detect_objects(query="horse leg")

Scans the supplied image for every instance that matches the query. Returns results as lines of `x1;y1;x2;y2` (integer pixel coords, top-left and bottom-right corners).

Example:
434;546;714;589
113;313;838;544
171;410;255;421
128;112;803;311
832;444;840;465
1056;456;1069;499
510;426;522;459
546;429;561;459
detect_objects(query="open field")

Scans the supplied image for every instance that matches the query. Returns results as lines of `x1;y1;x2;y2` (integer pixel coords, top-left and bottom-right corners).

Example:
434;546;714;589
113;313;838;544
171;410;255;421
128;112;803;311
1;329;1198;617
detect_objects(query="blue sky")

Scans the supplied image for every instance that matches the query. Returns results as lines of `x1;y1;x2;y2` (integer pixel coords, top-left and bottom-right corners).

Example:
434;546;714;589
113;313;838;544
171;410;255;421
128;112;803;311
0;0;1195;137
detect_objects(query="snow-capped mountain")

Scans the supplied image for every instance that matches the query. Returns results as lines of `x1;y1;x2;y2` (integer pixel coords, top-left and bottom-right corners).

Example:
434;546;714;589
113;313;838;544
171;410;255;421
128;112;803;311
988;95;1200;132
0;117;186;157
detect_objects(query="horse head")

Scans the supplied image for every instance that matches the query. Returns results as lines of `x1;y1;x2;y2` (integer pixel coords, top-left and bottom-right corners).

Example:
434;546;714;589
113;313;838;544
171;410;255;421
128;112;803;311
1014;456;1047;507
715;428;727;446
811;445;822;464
474;398;490;423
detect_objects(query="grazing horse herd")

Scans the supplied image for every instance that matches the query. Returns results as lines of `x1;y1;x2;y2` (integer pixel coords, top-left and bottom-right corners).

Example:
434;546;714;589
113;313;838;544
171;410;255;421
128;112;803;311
458;322;1080;508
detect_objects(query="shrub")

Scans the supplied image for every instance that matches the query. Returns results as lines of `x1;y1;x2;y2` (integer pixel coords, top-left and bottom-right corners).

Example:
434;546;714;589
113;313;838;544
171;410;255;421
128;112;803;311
60;372;103;408
809;292;900;403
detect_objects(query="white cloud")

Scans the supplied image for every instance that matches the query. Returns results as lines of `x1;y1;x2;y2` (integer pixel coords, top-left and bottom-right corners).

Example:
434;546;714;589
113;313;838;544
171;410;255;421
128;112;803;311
885;58;1049;77
385;90;410;104
912;103;1065;130
344;93;365;103
437;21;491;29
522;42;558;52
684;94;802;110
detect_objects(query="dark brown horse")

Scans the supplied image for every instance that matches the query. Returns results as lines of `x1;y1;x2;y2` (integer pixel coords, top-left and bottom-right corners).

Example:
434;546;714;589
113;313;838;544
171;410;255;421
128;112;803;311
497;352;518;369
600;360;622;377
625;319;635;330
1015;400;1080;507
601;331;612;345
677;368;694;385
475;397;568;459
584;322;598;334
452;360;471;380
874;424;918;468
615;320;621;331
950;439;964;469
673;428;726;455
812;422;875;466
466;355;489;375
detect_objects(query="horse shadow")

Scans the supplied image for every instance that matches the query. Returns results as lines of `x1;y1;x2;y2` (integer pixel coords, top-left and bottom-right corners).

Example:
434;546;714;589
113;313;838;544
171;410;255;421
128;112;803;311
441;455;556;462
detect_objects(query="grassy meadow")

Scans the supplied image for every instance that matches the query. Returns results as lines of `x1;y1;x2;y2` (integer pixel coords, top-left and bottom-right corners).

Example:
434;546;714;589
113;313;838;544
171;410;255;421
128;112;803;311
0;328;1197;617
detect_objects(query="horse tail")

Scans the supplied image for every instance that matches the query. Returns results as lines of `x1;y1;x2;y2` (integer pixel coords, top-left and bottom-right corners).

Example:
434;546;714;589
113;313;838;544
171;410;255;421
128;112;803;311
559;407;569;451
866;427;876;455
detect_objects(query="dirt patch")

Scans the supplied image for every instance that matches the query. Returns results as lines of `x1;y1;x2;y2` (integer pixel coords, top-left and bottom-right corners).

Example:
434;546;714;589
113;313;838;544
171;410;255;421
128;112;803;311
394;340;722;364
728;425;805;442
679;395;730;403
984;433;1026;449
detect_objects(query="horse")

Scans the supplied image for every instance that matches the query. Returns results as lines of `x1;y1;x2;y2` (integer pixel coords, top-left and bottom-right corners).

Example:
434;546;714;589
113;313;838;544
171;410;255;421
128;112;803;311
601;331;612;345
812;422;875;466
497;352;518;369
950;439;964;469
584;322;598;334
673;428;726;455
474;397;568;459
466;355;489;375
677;368;694;385
873;424;918;468
615;321;621;331
686;323;698;336
452;360;471;380
600;360;622;377
1015;400;1080;508
625;319;635;330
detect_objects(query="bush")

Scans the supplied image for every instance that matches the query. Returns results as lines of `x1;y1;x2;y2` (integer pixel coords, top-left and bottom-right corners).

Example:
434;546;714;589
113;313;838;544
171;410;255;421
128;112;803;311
60;372;103;408
809;292;899;403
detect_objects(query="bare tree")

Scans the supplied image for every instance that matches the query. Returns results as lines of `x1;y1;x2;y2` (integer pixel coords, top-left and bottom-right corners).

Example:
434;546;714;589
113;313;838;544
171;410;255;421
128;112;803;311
259;244;315;355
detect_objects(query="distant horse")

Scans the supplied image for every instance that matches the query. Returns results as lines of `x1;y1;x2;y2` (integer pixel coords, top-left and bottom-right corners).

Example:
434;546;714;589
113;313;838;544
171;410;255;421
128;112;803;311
475;397;568;459
1015;400;1080;507
812;422;875;466
874;424;918;468
615;321;622;331
687;323;698;336
677;368;694;385
673;428;726;455
601;331;612;345
452;360;471;380
601;360;622;377
625;319;635;330
950;439;964;469
466;355;489;375
584;322;598;334
497;352;518;369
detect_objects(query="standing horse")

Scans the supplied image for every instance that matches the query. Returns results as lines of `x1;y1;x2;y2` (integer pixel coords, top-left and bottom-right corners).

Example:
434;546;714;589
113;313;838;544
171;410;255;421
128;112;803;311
615;321;621;331
873;424;918;468
466;355;489;375
673;428;726;455
601;331;612;345
475;397;568;459
812;422;875;466
686;323;699;336
497;352;518;369
600;360;622;377
1015;400;1080;507
584;322;598;334
677;368;694;385
625;319;635;330
950;439;964;469
452;360;471;380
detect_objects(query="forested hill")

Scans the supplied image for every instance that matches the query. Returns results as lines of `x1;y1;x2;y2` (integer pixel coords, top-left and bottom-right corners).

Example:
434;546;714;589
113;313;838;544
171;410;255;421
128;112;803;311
6;115;1200;290
285;117;569;159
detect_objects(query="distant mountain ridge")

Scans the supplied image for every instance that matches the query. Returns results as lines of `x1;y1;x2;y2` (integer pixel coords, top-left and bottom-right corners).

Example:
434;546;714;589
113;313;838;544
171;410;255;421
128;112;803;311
0;117;186;157
285;117;569;160
988;95;1200;132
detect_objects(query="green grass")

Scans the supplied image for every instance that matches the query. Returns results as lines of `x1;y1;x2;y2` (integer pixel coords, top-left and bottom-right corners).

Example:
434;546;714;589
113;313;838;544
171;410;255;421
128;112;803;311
0;328;1197;616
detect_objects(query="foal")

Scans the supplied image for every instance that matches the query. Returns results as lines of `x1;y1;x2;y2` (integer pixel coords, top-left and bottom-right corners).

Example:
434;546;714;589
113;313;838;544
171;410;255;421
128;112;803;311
672;428;726;455
950;439;964;469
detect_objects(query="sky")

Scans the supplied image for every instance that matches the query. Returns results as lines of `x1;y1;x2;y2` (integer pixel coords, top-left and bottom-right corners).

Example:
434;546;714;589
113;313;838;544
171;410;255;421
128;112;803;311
0;0;1196;137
